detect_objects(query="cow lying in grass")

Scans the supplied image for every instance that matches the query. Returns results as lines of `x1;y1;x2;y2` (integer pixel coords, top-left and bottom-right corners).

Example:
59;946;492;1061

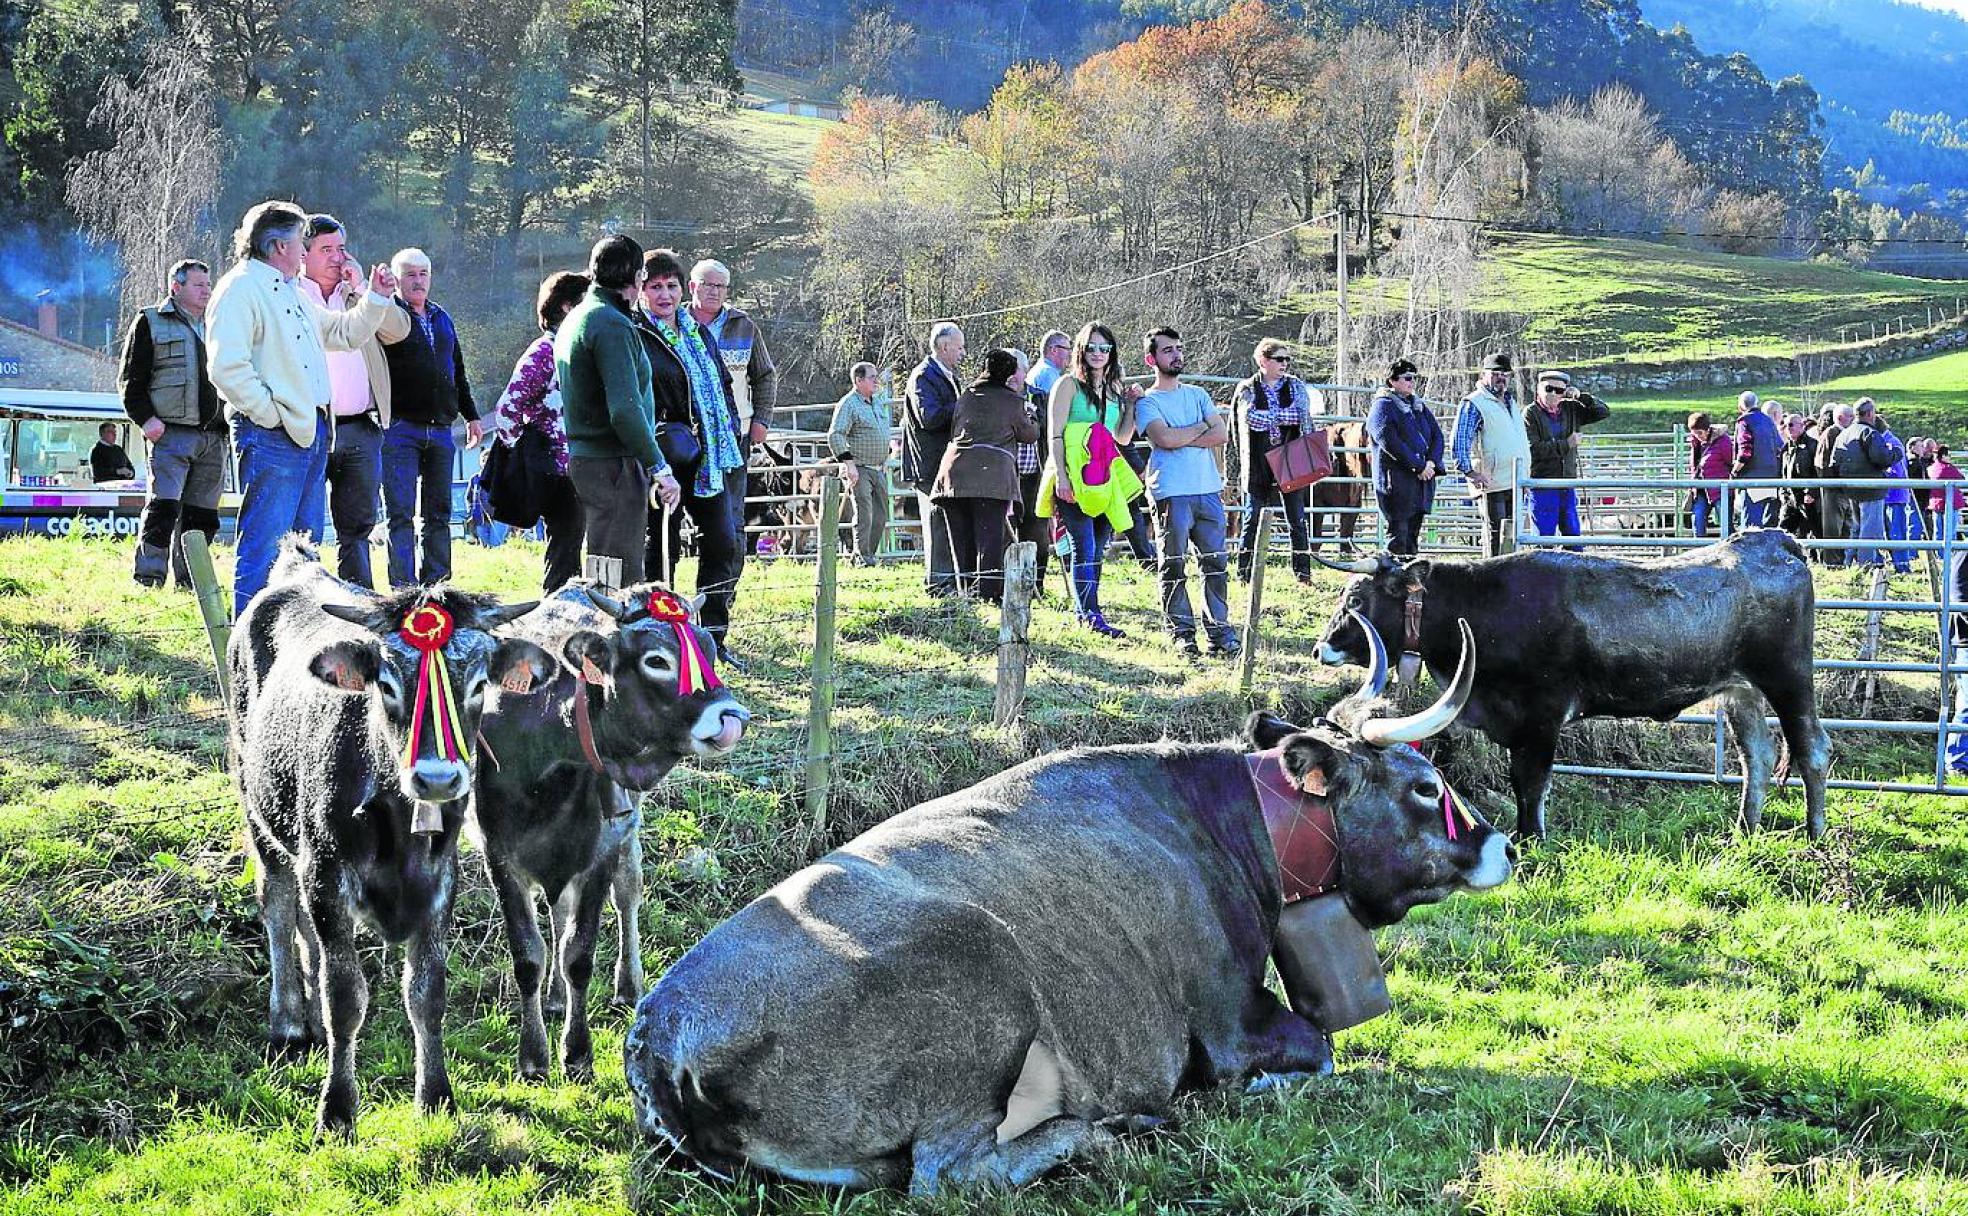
229;538;550;1135
625;615;1512;1193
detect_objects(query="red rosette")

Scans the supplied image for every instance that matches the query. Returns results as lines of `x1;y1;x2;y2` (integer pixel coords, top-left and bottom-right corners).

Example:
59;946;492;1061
645;589;690;623
399;603;455;652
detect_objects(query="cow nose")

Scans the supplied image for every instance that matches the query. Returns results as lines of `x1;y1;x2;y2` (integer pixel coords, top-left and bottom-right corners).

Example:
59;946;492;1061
408;759;469;802
693;701;751;755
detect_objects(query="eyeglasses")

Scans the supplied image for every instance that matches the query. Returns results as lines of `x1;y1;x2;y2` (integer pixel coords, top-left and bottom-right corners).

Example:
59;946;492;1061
1084;343;1113;353
1540;385;1565;394
1266;354;1292;365
1393;372;1416;381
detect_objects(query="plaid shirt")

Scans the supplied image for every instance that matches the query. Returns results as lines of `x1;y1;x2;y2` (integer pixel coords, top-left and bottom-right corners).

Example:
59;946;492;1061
1242;377;1306;440
1014;386;1044;474
828;388;895;469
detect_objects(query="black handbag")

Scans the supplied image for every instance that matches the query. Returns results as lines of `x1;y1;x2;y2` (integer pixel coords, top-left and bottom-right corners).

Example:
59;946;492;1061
481;429;558;528
657;420;702;471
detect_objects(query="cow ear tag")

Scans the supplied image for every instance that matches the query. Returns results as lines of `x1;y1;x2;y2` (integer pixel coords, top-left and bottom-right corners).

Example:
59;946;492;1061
332;662;366;693
1299;768;1328;797
500;666;535;695
645;588;722;695
396;604;472;822
580;655;608;687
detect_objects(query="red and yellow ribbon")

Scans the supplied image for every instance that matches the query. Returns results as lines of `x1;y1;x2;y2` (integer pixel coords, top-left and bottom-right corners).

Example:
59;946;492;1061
644;589;720;695
399;603;472;769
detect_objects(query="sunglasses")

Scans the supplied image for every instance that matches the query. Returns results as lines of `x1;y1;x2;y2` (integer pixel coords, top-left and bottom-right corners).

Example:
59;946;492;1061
1084;343;1113;353
1266;354;1292;365
1393;372;1416;381
1541;385;1566;394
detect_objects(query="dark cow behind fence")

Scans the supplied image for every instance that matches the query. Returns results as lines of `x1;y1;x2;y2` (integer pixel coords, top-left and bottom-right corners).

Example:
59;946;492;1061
1311;419;1370;552
229;539;551;1134
625;618;1512;1194
1314;528;1830;839
473;581;750;1082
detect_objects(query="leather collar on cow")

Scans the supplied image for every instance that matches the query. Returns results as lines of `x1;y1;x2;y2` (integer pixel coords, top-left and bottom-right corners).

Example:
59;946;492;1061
1400;582;1426;684
1245;747;1340;902
574;654;610;778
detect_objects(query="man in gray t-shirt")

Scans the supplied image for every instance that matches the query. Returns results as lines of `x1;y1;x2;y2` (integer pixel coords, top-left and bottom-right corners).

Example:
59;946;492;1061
1135;326;1238;658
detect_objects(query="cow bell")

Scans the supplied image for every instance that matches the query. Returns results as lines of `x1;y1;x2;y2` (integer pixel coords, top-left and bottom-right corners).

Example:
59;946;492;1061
1272;893;1392;1033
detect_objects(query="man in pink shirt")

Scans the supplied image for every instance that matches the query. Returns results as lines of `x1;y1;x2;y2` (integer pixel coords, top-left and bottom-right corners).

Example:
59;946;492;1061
300;213;410;587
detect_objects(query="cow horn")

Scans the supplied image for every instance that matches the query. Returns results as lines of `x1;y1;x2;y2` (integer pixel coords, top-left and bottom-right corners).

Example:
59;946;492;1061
1358;619;1476;745
581;588;628;620
478;599;540;629
1350;610;1389;701
1314;553;1380;575
321;601;384;631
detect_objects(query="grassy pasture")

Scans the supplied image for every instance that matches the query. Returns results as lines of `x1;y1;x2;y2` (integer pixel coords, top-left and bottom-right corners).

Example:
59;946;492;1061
1;532;1965;1215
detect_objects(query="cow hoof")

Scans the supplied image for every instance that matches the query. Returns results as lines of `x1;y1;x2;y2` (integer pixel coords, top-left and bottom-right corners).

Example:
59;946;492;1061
268;1030;314;1061
417;1083;457;1115
1245;1068;1326;1095
315;1106;357;1140
562;1055;595;1083
518;1061;549;1084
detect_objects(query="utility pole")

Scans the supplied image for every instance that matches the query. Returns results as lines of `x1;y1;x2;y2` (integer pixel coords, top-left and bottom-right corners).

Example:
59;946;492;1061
1335;205;1350;389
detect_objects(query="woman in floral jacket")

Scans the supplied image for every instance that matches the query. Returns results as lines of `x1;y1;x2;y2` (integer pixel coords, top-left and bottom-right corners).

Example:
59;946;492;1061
494;271;590;590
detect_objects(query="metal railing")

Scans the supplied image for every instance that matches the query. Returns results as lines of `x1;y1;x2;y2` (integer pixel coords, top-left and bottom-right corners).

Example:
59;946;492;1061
1514;470;1968;797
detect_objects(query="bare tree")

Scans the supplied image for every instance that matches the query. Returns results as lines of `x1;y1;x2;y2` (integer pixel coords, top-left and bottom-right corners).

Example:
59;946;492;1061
1533;86;1705;234
66;38;225;323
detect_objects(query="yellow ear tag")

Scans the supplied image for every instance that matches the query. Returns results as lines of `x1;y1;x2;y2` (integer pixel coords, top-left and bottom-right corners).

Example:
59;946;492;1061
500;666;534;695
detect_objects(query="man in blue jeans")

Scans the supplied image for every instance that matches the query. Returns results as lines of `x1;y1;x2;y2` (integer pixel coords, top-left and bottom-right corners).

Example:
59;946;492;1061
206;200;399;615
380;248;481;587
1135;326;1238;660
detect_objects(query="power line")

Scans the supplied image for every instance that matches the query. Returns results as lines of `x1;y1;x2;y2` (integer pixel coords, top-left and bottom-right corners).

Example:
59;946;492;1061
1378;206;1968;248
908;210;1340;325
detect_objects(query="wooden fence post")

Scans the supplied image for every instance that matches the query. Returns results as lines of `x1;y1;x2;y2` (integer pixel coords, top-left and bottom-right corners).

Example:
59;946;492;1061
1238;509;1269;695
805;475;843;833
182;532;232;713
994;541;1037;726
583;554;623;591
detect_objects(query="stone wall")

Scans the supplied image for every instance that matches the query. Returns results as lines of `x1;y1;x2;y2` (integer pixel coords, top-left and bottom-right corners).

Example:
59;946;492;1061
1570;315;1968;395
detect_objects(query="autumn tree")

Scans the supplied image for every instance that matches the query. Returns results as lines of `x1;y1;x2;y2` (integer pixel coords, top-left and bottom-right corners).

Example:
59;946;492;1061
810;91;945;195
957;62;1075;219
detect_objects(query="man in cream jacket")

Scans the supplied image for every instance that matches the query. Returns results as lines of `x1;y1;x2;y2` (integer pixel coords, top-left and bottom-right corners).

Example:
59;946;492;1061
207;200;399;614
1450;352;1532;557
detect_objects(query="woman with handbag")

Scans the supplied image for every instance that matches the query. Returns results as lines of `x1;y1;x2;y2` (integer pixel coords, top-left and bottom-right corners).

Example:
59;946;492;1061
1232;339;1318;582
1366;358;1445;557
1043;321;1141;638
491;271;590;590
932;349;1040;603
636;248;746;663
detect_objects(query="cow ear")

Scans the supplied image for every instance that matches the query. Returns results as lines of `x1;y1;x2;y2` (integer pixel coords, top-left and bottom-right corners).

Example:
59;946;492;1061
1245;711;1299;750
489;639;555;695
1279;732;1339;797
310;639;381;692
562;630;614;683
1403;558;1433;588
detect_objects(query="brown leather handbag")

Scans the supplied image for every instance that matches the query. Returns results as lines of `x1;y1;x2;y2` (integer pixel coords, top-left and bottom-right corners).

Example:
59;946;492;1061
1264;428;1333;493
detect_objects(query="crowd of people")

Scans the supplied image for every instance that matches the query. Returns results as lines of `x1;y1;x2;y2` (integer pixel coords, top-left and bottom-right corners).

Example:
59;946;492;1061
118;199;1967;672
119;203;777;669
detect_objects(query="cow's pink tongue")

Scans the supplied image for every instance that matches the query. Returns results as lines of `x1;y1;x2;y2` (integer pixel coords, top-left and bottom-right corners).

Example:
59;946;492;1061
713;714;746;750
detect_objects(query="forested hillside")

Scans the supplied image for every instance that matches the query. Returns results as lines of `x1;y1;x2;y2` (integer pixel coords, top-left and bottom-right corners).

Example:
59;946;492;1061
1640;0;1968;215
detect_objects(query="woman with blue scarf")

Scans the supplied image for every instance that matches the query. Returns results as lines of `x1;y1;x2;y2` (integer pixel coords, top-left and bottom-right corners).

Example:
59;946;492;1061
637;248;747;663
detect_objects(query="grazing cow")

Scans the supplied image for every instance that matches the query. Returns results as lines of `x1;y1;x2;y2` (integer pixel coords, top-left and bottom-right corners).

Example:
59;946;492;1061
473;581;750;1082
228;539;551;1134
1311;419;1370;551
1314;529;1830;839
625;619;1512;1194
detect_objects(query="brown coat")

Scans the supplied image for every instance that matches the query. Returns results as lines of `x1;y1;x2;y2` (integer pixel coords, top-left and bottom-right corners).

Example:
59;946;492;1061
932;383;1040;502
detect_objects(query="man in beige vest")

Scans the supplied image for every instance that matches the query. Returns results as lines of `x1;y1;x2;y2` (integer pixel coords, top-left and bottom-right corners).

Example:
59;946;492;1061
120;259;222;589
300;213;411;588
1450;352;1531;557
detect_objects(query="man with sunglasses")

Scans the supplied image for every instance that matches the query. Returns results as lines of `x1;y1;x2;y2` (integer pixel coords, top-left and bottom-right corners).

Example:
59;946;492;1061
1522;369;1610;542
1450;352;1531;556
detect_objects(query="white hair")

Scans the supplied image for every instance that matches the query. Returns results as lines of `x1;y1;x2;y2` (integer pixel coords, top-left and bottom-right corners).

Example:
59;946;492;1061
929;320;963;349
391;247;432;276
1739;390;1759;411
690;258;730;284
1007;347;1031;373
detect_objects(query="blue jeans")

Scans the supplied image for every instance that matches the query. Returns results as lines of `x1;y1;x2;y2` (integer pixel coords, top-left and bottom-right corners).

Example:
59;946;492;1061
327;414;383;588
382;420;456;588
1850;497;1886;567
231;414;329;616
1885;500;1916;572
1153;493;1233;644
1531;488;1581;537
1692;493;1717;538
1739;493;1773;530
1056;498;1113;618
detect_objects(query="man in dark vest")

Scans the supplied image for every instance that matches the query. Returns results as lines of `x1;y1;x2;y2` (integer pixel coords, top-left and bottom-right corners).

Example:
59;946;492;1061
1731;390;1783;529
119;259;223;588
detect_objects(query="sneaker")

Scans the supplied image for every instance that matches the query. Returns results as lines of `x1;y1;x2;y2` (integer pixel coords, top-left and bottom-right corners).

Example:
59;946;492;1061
1207;636;1243;660
1174;636;1202;660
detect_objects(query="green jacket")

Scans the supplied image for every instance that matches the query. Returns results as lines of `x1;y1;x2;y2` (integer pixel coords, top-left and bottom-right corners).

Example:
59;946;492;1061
554;285;664;470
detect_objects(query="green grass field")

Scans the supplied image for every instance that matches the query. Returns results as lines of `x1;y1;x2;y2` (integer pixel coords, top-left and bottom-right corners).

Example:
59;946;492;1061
1594;345;1968;441
3;533;1966;1214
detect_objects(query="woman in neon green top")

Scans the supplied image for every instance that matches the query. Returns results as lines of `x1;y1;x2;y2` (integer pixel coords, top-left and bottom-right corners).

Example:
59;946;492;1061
1045;321;1138;638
